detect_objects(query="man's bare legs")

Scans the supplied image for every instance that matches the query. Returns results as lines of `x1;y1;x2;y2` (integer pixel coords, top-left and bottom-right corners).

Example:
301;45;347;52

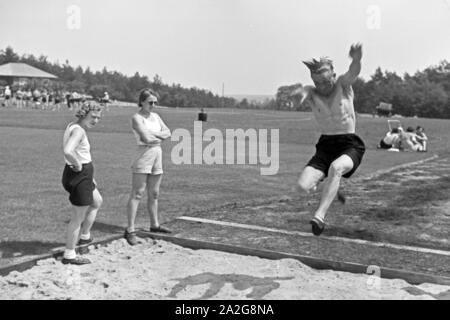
313;155;353;222
297;155;353;235
297;166;325;195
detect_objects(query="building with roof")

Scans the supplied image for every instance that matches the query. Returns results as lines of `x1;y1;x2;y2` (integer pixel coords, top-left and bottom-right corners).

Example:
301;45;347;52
0;62;57;88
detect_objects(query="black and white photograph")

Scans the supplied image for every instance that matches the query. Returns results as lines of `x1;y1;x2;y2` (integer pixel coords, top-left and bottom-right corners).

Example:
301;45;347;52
0;0;450;305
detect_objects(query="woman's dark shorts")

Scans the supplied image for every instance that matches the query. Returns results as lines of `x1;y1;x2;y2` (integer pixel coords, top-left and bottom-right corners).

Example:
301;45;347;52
306;134;366;178
62;162;95;206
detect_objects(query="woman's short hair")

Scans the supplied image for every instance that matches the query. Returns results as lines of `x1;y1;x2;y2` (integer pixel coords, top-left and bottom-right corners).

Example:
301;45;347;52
75;101;102;119
138;88;158;107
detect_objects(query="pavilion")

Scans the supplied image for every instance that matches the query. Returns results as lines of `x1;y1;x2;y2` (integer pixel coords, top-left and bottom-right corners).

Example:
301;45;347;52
0;62;57;87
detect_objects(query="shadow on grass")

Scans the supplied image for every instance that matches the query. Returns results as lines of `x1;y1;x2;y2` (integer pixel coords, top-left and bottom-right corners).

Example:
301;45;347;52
91;221;125;234
323;225;379;242
61;220;125;234
0;241;63;258
0;222;125;259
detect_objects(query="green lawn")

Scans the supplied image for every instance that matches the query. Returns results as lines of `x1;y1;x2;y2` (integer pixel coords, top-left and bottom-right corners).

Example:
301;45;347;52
0;106;448;261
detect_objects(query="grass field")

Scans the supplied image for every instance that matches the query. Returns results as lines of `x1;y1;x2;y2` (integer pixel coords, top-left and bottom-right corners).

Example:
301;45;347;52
1;105;449;263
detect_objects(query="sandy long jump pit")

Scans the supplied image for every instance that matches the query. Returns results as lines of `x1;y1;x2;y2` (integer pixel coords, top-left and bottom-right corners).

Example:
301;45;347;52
0;238;449;300
1;155;450;300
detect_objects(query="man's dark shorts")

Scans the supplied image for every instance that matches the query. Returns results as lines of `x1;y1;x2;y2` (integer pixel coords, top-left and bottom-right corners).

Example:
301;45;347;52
62;162;95;206
306;134;365;178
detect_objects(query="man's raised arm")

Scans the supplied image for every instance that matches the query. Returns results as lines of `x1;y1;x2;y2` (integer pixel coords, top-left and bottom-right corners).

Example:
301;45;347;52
340;43;363;86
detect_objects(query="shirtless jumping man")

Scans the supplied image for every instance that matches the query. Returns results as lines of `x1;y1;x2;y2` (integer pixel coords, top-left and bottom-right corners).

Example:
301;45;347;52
295;43;366;236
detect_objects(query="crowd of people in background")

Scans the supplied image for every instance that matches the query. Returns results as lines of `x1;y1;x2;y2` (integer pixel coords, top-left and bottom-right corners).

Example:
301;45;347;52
0;85;111;111
377;126;428;152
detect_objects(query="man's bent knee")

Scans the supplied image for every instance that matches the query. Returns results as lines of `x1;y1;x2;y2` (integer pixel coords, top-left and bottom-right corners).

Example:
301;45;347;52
329;162;352;178
297;178;319;193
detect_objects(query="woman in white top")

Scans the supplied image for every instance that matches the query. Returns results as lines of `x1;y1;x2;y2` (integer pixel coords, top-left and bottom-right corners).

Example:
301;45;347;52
124;89;171;245
62;101;103;264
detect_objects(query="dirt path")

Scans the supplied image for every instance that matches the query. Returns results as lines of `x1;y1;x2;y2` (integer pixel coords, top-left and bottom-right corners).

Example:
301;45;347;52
1;238;449;300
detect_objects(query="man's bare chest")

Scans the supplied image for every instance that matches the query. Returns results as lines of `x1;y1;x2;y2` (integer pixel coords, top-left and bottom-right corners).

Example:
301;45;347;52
309;87;352;116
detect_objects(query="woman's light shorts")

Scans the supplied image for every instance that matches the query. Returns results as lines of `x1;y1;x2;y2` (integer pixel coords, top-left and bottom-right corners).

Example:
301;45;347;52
131;145;163;175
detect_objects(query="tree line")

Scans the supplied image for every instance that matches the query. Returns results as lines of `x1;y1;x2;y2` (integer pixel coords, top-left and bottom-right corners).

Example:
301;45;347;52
1;46;449;118
0;46;238;108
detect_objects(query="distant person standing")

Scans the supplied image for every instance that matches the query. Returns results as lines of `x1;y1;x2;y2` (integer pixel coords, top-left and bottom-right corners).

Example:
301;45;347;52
65;91;72;109
41;89;49;109
4;86;11;107
124;89;172;245
101;91;110;103
15;88;24;109
198;108;208;121
25;89;32;108
71;91;82;110
32;88;41;108
61;101;103;264
101;91;110;111
53;91;62;111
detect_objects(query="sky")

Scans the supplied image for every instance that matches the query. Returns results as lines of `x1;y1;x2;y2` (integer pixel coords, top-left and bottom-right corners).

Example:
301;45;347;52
0;0;449;95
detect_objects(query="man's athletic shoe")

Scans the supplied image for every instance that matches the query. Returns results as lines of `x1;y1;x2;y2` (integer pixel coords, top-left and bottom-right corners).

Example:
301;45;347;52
62;256;91;265
150;226;172;234
337;191;346;204
124;229;138;246
310;217;325;236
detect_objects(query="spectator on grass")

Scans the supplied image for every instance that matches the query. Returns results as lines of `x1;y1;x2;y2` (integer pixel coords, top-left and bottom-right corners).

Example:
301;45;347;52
377;128;400;150
415;126;428;152
61;101;103;265
4;85;11;107
399;126;423;152
124;89;172;245
41;89;49;108
15;88;24;108
101;91;110;103
32;88;40;102
53;91;62;111
25;90;32;108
